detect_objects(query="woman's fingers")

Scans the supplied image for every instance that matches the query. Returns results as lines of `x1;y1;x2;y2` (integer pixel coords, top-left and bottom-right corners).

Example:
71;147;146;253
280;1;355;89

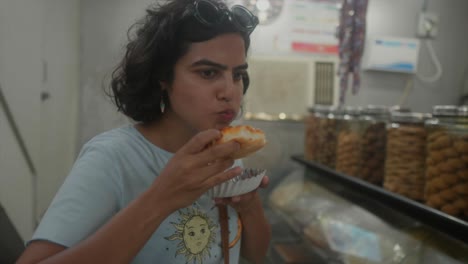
195;140;240;167
259;176;269;188
179;130;239;167
203;166;242;188
197;159;235;179
181;129;221;154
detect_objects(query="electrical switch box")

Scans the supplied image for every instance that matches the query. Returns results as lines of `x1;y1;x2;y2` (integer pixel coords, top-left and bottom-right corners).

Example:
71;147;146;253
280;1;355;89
362;36;420;74
417;12;439;38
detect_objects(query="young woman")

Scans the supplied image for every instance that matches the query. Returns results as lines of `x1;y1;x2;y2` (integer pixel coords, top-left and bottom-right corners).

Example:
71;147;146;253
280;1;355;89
17;0;270;263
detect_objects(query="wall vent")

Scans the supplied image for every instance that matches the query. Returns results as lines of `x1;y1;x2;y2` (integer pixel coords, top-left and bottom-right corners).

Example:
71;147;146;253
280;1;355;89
314;62;335;105
245;56;338;119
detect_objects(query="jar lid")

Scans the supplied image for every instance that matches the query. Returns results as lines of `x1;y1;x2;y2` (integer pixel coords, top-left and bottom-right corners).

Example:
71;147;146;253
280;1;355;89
330;107;345;115
308;104;334;114
341;106;362;116
389;105;411;113
326;107;345;120
432;105;468;117
362;105;390;116
391;112;432;123
459;105;468;116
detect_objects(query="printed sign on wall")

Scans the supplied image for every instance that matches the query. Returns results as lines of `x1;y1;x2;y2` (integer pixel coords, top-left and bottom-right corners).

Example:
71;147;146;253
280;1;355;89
286;0;341;54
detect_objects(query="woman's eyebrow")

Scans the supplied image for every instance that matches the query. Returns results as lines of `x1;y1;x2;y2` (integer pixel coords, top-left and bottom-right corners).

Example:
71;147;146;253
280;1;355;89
234;63;248;71
190;59;248;71
191;59;227;70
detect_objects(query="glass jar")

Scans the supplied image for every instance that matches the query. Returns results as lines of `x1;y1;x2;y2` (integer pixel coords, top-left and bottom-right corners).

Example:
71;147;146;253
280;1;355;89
383;112;431;201
335;106;363;177
358;105;390;185
389;105;411;113
315;107;342;168
304;105;330;161
424;105;468;219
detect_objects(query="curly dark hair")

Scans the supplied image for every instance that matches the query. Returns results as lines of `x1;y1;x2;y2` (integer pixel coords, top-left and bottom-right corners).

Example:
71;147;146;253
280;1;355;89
109;0;253;123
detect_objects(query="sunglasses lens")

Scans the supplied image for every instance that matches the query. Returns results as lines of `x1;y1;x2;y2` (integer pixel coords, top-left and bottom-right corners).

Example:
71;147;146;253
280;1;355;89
231;6;256;30
196;1;220;24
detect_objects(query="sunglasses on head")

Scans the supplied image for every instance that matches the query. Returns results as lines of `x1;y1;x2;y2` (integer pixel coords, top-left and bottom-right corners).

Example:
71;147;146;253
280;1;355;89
189;0;259;35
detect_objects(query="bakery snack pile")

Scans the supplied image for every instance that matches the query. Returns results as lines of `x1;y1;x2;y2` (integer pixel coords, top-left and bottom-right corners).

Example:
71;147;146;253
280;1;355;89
336;130;362;177
359;122;387;185
383;125;427;201
425;130;468;218
304;115;319;161
315;117;338;168
216;125;266;159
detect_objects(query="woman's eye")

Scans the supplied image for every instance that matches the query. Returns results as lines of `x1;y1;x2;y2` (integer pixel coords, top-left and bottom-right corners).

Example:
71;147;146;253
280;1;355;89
199;69;218;79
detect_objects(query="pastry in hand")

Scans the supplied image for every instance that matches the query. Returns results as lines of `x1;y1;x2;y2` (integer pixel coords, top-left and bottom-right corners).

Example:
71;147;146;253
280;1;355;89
215;125;266;159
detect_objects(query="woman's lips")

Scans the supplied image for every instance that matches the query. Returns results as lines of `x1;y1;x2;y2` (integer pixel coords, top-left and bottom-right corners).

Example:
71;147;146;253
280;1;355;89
218;110;236;123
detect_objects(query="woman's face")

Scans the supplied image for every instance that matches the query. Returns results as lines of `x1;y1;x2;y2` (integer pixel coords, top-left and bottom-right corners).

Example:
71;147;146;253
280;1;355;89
166;33;247;132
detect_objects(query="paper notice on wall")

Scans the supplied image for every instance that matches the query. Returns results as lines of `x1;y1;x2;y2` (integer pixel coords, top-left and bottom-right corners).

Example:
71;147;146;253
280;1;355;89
285;0;341;54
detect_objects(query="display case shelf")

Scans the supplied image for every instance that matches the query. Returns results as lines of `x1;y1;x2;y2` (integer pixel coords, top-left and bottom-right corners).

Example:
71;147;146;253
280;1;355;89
291;154;468;245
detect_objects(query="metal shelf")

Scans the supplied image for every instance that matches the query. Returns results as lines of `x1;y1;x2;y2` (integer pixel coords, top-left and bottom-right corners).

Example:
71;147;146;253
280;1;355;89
291;154;468;245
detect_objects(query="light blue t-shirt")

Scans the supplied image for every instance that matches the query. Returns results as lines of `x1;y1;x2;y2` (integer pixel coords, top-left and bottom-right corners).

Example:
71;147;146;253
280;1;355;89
31;125;242;263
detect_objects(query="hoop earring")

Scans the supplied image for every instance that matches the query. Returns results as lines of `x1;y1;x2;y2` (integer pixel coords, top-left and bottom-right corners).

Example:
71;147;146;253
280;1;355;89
160;98;165;113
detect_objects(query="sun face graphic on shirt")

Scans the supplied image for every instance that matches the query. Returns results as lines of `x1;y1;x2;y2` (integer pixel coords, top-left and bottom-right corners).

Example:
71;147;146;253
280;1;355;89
165;208;217;263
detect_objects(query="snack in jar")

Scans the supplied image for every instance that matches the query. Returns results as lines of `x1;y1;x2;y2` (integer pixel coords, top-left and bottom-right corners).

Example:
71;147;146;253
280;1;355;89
424;106;468;219
335;106;363;177
357;105;390;185
315;106;341;168
383;112;431;201
304;105;330;162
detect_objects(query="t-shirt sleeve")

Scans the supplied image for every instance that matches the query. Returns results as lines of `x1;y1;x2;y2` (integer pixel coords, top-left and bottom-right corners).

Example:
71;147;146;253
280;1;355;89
29;142;122;247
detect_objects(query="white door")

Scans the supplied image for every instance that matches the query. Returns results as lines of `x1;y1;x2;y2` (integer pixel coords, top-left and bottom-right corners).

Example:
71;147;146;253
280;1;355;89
0;0;80;241
0;0;45;240
37;0;80;224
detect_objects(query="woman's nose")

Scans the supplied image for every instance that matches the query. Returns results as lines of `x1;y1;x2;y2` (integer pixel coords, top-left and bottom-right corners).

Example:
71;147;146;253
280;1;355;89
216;75;237;102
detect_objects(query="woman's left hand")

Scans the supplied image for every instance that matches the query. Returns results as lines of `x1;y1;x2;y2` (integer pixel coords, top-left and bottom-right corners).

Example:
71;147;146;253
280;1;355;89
214;176;269;213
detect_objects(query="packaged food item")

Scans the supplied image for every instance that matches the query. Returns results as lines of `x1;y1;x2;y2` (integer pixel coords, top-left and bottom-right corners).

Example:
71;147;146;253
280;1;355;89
270;181;311;210
357;105;390;185
315;107;342;168
269;169;315;210
383;112;431;201
336;106;363;177
304;105;330;162
302;205;415;263
424;106;468;219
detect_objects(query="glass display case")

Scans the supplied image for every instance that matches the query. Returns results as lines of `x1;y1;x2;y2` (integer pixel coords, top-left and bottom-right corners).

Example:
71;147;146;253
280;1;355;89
264;155;468;264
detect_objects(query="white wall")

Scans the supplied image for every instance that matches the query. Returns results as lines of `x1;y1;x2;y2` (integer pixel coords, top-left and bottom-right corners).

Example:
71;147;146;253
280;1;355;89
79;0;152;146
345;0;468;112
245;0;468;112
0;0;80;241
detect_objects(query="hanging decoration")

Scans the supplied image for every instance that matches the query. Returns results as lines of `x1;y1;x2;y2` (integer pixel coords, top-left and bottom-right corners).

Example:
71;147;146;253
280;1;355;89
337;0;369;105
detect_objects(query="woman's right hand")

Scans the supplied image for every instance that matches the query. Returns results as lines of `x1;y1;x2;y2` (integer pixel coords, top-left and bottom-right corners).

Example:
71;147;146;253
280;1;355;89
150;129;242;211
